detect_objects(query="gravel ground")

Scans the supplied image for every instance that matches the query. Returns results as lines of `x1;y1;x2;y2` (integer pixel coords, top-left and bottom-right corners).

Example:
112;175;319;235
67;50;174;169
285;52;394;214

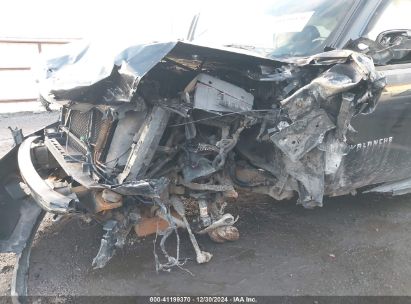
26;194;411;296
2;112;411;298
0;111;59;157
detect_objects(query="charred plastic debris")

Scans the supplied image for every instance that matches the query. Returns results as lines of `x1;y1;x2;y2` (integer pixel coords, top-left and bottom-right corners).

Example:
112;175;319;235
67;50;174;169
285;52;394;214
19;41;385;270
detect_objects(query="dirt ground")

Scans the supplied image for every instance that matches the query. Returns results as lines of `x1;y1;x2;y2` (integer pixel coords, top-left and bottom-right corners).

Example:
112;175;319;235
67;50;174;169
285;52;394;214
2;112;411;297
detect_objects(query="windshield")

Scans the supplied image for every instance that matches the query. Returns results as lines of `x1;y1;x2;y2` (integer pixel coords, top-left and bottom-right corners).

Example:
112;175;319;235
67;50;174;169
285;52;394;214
191;0;355;58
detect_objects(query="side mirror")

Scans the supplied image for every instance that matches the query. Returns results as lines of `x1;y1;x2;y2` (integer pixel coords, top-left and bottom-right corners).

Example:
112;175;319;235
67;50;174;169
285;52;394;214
345;37;392;65
376;29;411;45
376;29;411;62
345;30;411;65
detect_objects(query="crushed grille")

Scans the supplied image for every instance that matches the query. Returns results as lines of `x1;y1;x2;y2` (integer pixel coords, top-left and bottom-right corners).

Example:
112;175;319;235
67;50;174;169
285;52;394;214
70;110;90;140
67;109;106;154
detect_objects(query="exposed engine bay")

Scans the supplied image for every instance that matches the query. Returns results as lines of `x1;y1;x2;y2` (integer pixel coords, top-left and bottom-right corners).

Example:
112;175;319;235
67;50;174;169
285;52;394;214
18;41;385;270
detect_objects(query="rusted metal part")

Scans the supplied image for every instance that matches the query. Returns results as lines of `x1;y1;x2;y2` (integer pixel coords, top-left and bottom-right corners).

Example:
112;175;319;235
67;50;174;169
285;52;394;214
93;190;123;213
197;213;237;234
102;189;122;203
135;216;169;237
134;210;184;237
94;118;113;162
208;226;240;243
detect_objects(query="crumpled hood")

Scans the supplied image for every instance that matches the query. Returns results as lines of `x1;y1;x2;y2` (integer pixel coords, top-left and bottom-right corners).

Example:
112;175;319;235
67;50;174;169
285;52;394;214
36;39;380;105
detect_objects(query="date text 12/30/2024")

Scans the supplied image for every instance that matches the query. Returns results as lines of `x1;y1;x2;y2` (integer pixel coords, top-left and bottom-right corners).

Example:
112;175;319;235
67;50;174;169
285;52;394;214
149;296;258;303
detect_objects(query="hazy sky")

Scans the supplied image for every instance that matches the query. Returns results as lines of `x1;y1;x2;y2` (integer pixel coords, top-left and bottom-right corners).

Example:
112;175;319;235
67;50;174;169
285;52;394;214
0;0;199;39
0;0;281;42
0;0;273;39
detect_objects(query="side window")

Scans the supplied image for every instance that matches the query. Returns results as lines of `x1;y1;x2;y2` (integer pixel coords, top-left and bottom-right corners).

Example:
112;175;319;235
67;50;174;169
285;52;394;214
364;0;411;40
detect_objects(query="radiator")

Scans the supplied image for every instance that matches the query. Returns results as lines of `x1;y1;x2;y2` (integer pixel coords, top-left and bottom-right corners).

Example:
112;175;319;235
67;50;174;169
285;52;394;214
66;109;105;154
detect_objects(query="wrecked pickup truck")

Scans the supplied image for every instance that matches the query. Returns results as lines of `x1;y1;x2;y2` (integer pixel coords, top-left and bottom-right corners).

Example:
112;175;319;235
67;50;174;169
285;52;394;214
2;0;411;294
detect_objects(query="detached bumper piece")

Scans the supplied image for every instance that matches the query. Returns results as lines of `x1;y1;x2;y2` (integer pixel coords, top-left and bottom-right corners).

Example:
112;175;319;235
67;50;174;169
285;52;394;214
18;136;77;214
